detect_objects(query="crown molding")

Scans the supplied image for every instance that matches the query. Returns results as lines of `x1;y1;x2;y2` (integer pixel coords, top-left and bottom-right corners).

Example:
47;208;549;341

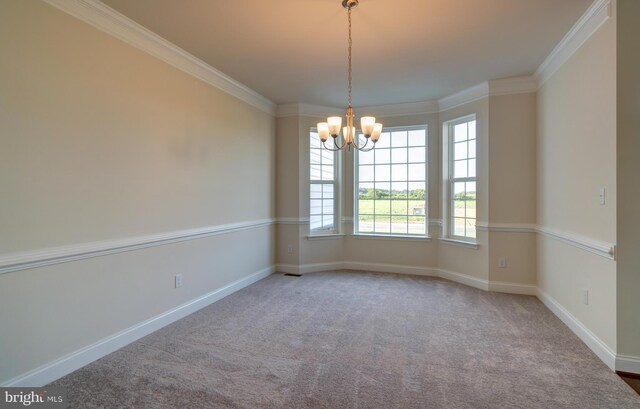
41;0;276;115
534;0;611;86
437;82;490;112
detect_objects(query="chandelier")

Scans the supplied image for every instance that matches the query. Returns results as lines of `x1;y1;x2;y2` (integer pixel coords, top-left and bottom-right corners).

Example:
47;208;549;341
317;0;383;152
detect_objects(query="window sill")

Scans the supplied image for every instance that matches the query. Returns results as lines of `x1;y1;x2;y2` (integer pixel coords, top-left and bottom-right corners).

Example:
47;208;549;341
306;234;345;241
352;234;432;242
438;238;479;249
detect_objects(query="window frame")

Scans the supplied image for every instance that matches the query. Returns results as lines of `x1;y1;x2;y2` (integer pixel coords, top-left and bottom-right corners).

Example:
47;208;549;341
444;114;477;242
353;124;429;238
309;127;340;235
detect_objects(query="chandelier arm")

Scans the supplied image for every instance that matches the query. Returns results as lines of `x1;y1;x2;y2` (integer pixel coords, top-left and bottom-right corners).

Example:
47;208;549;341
353;137;371;151
322;140;341;152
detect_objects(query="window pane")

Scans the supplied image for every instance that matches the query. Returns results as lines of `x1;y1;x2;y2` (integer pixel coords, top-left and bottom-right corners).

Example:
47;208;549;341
358;216;374;233
454;160;467;178
323;200;333;214
409;200;426;216
323;184;334;199
376;164;391;182
359;165;374;182
310;133;321;149
391;216;408;234
310;199;322;215
310;164;321;180
310;184;322;199
454;142;468;160
392;182;408;199
408;182;425;199
375;200;391;215
453;218;466;236
453;201;465;217
375;182;391;198
359;148;374;165
408;216;426;235
374;216;391;233
408;164;425;181
310;215;322;231
375;148;391;164
466;218;476;238
321;149;334;165
468;140;476;158
468;159;477;178
391;147;407;163
392;131;408;147
321;165;334;181
408;130;426;146
392;200;408;215
391;164;408;181
453;182;466;197
376;132;391;148
408;147;425;163
465;198;476;220
454;123;467;142
359;199;374;216
323;215;334;230
358;183;374;199
468;120;476;139
466;181;476;195
310;150;321;165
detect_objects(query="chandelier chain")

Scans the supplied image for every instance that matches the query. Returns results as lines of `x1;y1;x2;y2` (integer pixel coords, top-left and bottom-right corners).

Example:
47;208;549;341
348;6;352;108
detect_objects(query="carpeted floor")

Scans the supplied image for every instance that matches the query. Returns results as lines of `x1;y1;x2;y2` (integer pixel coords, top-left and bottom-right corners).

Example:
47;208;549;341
50;271;640;408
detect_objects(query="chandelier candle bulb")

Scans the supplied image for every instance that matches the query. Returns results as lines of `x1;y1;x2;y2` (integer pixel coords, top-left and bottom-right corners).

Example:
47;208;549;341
361;117;375;136
327;116;342;137
371;123;383;142
318;122;330;141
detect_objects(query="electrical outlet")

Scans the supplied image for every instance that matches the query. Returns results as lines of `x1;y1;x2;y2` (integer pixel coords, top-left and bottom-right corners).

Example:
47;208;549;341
583;288;589;305
498;257;506;268
287;244;294;254
175;274;183;288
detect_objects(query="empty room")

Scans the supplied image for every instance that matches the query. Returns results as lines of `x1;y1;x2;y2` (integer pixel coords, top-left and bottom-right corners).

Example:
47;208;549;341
1;0;639;407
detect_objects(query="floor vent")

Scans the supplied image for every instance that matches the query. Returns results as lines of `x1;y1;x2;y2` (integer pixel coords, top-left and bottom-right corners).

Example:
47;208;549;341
283;273;302;277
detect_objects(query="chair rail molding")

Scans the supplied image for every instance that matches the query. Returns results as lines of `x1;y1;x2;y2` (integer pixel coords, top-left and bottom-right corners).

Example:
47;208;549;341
0;219;275;275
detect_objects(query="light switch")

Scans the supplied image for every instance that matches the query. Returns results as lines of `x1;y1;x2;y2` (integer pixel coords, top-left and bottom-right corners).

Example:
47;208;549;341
599;188;606;205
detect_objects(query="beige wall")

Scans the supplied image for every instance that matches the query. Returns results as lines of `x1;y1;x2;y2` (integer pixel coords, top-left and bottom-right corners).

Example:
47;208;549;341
536;3;617;351
0;0;275;383
487;93;537;285
616;0;640;359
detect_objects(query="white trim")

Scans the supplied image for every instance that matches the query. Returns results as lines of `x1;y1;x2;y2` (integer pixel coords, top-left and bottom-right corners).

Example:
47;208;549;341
437;268;488;291
429;219;443;227
0;219;275;275
476;222;537;233
536;225;615;260
277;217;309;225
277;262;344;275
0;266;274;387
474;223;616;260
357;101;439;117
350;234;432;242
536;287;616;370
438;238;480;249
534;0;611;86
438;83;489;112
341;216;354;224
488;281;537;296
616;355;640;375
488;76;538;96
41;0;276;115
306;234;345;241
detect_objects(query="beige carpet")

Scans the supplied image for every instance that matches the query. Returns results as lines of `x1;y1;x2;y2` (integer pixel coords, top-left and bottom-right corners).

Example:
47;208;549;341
50;271;640;408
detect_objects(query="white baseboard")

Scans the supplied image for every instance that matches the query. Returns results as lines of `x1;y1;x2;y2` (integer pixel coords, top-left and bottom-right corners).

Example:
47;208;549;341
438;268;488;291
489;281;537;295
1;266;274;387
343;261;439;277
536;288;616;370
616;355;640;375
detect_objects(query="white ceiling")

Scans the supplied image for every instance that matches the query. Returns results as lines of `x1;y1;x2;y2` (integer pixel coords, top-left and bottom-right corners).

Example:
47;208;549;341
101;0;592;107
